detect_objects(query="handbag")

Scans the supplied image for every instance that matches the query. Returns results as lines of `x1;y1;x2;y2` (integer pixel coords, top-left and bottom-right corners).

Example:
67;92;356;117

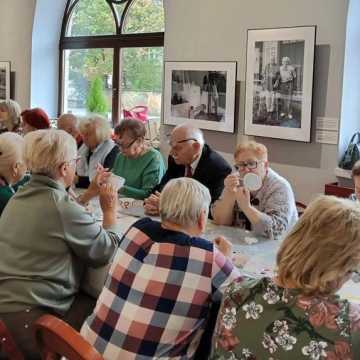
123;106;148;122
339;132;360;170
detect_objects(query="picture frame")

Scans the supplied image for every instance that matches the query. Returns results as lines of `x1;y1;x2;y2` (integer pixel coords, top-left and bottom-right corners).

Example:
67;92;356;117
163;61;237;133
0;62;11;102
244;26;316;142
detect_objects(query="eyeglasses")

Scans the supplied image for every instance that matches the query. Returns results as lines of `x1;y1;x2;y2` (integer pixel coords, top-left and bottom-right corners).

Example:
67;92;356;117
234;160;262;171
167;138;198;148
116;138;138;150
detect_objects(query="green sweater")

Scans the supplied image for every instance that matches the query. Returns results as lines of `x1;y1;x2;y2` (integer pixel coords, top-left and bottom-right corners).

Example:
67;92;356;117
0;175;30;216
112;148;165;200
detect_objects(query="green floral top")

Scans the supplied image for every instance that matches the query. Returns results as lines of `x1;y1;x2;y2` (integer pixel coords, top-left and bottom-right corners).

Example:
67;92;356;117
211;277;360;360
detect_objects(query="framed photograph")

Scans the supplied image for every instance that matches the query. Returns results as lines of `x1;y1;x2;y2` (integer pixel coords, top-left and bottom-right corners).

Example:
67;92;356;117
0;62;11;101
245;26;316;142
164;61;237;133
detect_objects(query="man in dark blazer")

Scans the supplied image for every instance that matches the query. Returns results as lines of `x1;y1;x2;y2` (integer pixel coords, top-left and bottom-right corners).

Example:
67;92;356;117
144;124;231;215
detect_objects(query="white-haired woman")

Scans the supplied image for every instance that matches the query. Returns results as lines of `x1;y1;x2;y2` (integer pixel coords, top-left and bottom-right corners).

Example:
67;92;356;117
76;115;119;188
211;195;360;359
0;132;28;215
0;99;22;133
0;129;121;358
82;177;240;359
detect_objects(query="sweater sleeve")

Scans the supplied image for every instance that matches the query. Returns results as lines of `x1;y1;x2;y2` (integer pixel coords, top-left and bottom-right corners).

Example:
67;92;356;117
57;195;120;268
121;151;165;200
252;181;297;240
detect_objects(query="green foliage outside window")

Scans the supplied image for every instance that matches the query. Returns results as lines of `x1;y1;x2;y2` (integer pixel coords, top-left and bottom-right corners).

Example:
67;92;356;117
86;77;108;114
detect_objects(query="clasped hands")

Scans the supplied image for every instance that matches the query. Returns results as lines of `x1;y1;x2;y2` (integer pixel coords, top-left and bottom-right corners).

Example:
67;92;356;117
224;173;251;210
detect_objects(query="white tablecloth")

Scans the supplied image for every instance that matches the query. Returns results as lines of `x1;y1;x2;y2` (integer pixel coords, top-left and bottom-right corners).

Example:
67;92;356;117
82;206;360;304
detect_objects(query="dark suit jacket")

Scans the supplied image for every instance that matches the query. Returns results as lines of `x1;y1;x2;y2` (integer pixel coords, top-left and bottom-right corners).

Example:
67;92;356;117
153;144;232;204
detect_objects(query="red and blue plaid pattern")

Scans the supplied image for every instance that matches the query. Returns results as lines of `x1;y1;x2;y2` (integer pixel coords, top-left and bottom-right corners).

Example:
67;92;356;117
81;218;239;359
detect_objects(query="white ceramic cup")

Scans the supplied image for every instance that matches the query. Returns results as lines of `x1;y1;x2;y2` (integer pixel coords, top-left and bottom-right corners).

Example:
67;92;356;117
106;174;125;190
243;173;262;192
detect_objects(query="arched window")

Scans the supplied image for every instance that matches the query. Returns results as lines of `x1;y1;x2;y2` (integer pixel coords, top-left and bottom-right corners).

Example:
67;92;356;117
59;0;164;126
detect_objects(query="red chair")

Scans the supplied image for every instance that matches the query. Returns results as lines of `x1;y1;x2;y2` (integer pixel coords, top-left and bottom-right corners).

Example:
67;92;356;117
33;315;104;360
0;319;24;360
123;106;148;122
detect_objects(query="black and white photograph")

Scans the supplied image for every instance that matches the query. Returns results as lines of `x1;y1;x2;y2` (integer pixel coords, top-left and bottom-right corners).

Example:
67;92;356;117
245;26;316;142
0;62;10;101
164;62;236;133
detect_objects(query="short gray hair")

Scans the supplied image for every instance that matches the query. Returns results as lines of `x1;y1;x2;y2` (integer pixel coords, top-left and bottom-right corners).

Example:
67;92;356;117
24;129;77;178
0;132;24;177
0;100;21;131
159;177;211;227
79;115;112;143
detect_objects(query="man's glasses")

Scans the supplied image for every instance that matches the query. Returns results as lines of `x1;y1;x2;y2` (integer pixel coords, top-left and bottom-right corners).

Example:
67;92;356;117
116;138;138;150
167;138;198;147
234;160;261;171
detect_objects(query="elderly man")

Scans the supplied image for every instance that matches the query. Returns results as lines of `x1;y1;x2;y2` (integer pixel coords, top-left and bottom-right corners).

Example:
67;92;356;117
81;177;240;359
57;113;83;148
144;124;231;215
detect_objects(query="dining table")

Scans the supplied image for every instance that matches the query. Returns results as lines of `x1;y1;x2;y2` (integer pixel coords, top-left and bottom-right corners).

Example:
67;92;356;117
81;201;360;304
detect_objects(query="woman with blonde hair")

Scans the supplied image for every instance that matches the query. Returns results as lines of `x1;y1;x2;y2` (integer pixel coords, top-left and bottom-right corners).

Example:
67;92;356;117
212;140;297;240
76;115;119;188
0;129;120;358
0;99;22;133
211;195;360;359
0;132;28;215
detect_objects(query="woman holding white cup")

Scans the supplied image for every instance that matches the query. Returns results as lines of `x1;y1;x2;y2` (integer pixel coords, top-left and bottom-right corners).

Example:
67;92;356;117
212;141;297;240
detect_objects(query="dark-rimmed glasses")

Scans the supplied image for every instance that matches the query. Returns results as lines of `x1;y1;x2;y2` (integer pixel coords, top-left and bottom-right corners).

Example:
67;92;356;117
234;160;261;171
116;138;138;150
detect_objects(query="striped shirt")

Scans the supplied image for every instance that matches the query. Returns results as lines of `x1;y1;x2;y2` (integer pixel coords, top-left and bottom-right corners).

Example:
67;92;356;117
81;217;240;359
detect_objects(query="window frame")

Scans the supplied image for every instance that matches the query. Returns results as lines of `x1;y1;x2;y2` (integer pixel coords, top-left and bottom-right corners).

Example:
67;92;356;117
59;0;164;126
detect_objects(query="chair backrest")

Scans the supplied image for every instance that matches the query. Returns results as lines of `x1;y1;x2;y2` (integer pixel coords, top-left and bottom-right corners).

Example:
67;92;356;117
296;201;307;217
33;315;104;360
0;319;24;360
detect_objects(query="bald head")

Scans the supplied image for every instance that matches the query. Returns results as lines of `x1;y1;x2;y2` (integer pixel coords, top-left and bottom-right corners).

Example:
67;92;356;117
172;124;205;146
169;124;205;165
57;113;79;139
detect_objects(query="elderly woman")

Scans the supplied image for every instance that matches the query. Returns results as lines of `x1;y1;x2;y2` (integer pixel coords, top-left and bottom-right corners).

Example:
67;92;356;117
211;195;360;359
111;119;165;199
81;177;240;359
76;115;119;188
212;141;297;240
0;99;22;133
0;132;29;215
0;129;121;358
21;107;51;134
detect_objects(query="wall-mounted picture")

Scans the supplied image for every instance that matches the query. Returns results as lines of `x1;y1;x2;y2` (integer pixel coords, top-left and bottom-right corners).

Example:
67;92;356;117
164;61;237;133
245;26;316;142
0;62;11;101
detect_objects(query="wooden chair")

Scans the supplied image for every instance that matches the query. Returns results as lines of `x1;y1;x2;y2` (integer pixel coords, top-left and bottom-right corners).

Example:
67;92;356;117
0;319;24;360
33;315;104;360
296;201;307;217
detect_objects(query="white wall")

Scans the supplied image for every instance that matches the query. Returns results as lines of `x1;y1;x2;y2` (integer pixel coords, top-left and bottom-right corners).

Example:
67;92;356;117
0;0;36;108
31;0;67;117
164;0;349;203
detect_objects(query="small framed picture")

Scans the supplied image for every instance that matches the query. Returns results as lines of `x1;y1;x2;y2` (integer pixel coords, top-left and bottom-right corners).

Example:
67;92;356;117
245;26;316;142
0;62;11;101
163;61;237;133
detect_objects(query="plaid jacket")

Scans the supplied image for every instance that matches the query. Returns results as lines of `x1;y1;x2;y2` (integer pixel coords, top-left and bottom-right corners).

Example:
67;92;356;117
81;217;240;359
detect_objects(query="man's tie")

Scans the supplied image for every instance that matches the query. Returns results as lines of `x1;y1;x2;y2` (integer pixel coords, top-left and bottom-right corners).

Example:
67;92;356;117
185;165;193;178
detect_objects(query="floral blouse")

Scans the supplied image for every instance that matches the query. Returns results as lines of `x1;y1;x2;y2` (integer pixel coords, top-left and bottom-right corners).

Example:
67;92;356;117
211;277;360;360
